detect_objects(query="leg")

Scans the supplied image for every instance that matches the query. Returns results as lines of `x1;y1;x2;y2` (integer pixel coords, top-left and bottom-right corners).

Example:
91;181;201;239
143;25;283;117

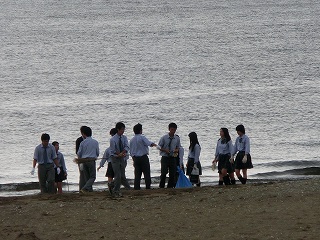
133;157;143;190
82;161;96;191
57;182;63;194
167;157;176;188
111;158;121;194
46;165;56;194
120;158;130;190
78;164;85;191
159;157;169;188
38;164;47;193
141;156;151;189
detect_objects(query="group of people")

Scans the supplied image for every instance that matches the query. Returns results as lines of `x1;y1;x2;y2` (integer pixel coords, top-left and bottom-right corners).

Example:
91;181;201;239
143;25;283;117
32;122;252;197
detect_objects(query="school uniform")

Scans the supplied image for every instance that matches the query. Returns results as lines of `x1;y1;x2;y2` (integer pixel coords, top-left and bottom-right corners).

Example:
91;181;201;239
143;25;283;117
158;134;180;188
215;138;234;174
54;151;67;182
33;143;57;193
110;134;131;195
186;144;202;184
130;134;154;190
77;136;99;192
99;148;114;178
76;136;85;191
232;134;253;169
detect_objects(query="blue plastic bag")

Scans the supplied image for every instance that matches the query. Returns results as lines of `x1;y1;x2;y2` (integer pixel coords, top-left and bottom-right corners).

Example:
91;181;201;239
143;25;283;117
175;166;192;188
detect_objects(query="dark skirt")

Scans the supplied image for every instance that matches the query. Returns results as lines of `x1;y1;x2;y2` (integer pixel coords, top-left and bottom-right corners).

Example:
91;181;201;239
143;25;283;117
55;168;66;182
234;151;253;169
186;158;202;176
218;154;234;174
105;162;114;178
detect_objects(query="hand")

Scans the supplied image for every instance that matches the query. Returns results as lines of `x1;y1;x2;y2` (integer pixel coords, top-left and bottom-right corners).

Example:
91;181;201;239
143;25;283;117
156;145;161;150
57;167;61;175
193;163;198;169
30;167;35;175
242;155;247;163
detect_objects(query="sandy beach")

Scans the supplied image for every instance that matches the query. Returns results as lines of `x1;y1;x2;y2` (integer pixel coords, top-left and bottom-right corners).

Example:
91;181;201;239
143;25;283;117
0;178;319;240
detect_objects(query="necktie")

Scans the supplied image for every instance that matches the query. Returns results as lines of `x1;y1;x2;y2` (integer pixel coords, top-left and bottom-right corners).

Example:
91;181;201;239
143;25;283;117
168;137;173;156
44;147;48;164
119;136;123;152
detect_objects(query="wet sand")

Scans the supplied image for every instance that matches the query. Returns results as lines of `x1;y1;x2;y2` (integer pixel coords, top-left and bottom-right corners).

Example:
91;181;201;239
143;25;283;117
0;178;319;240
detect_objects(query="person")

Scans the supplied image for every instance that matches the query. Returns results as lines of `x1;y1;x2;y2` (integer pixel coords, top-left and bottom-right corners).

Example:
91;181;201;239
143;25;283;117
97;128;118;194
186;132;202;186
77;126;99;192
76;126;87;191
158;122;181;188
231;124;253;184
31;133;60;194
129;123;157;190
109;122;131;197
213;128;235;185
52;141;67;193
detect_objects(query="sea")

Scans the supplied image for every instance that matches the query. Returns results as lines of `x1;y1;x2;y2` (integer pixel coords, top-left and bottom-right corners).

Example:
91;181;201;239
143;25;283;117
1;0;319;197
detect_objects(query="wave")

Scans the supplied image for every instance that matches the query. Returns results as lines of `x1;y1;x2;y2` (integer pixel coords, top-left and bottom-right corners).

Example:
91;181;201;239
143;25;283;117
254;160;320;168
253;167;320;177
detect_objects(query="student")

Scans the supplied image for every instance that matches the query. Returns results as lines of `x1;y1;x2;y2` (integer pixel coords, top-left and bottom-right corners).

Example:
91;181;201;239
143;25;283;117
77;126;99;192
186;132;202;186
52;141;67;194
76;126;87;191
97;128;118;193
158;122;181;188
231;124;253;184
109;122;131;197
130;123;157;190
213;128;235;185
31;133;59;194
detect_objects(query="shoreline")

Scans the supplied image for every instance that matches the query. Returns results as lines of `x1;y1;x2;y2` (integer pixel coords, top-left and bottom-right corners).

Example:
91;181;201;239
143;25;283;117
1;178;319;239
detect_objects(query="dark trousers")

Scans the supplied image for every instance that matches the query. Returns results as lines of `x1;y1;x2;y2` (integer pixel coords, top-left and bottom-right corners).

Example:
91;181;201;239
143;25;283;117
133;155;151;190
38;163;55;194
82;161;96;191
159;156;176;188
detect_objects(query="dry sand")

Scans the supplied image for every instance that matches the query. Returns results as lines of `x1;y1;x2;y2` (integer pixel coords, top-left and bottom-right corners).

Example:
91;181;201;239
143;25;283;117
1;178;319;240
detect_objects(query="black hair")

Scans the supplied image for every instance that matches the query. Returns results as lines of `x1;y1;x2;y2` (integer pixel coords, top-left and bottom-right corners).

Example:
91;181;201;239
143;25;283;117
41;133;50;141
116;122;126;131
221;128;231;142
83;126;92;137
133;123;142;134
188;132;200;152
80;125;88;134
168;122;177;130
110;128;118;136
52;141;59;146
236;124;245;134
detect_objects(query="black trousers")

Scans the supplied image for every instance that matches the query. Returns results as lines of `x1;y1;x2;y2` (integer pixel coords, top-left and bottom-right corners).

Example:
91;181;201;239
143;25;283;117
133;155;151;190
159;156;176;188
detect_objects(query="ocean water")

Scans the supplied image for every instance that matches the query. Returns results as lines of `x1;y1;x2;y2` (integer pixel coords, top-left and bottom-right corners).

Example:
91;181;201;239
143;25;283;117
1;0;320;196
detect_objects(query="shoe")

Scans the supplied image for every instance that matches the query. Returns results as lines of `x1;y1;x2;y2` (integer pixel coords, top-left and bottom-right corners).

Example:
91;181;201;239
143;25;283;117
79;189;88;194
108;182;114;195
112;192;123;198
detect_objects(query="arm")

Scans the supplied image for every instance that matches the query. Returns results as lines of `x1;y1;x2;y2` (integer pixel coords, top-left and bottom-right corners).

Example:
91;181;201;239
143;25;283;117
244;136;250;155
193;145;201;164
